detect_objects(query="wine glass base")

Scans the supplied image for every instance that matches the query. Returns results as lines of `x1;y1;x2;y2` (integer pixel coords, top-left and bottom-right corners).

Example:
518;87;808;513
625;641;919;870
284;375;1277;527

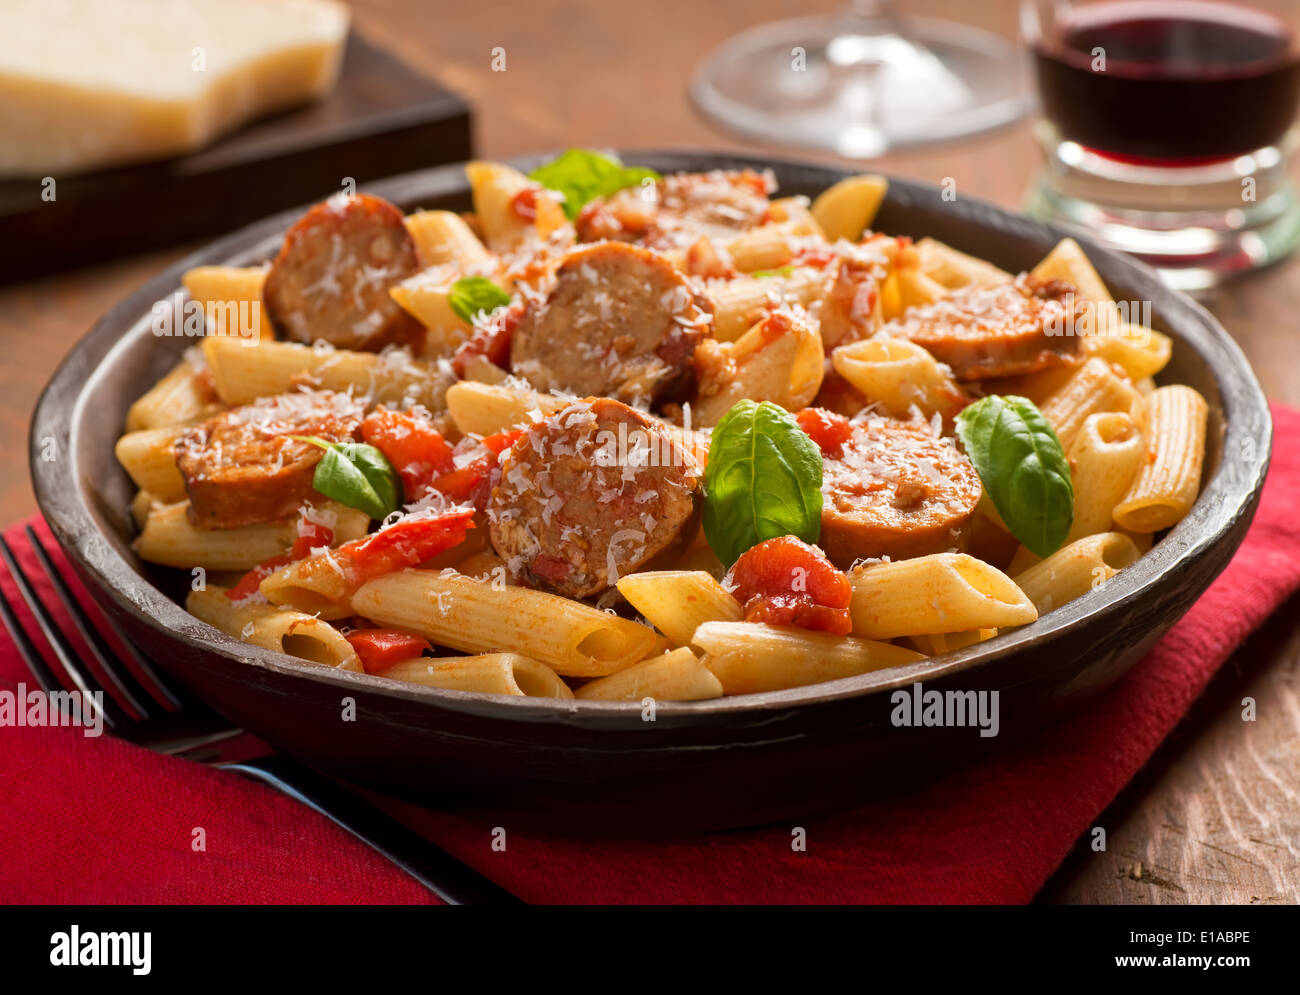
690;13;1029;157
1024;124;1300;292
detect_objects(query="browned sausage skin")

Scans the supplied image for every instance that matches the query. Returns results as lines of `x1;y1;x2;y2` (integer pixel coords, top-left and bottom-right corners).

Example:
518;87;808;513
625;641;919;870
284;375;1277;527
809;411;982;568
175;390;364;530
262;193;424;352
510;241;713;406
487;397;701;599
883;274;1083;381
576;170;774;250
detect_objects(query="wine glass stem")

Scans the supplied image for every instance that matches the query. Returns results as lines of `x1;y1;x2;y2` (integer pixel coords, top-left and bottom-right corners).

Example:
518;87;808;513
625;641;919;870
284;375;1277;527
849;0;900;19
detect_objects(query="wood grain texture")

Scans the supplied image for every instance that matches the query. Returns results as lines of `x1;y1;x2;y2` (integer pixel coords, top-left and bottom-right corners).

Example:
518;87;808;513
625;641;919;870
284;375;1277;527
1;0;1297;899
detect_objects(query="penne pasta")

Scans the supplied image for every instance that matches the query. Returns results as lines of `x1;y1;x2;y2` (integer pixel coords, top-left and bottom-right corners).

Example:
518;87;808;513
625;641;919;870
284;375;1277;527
187;585;361;671
114;426;187;503
693;308;824;426
389;269;474;352
202;336;456;410
465;160;567;249
404;209;493;269
1013;532;1141;613
181;264;270;342
849;554;1038;639
378;653;573;698
693;621;924;694
906;628;998;656
809;173;888;241
914;237;1012;290
708;267;829;342
1038;356;1143;451
125;355;223;432
615;570;743;647
444;380;564;436
1065;411;1146;543
1113;385;1209;533
352;569;658;676
136;501;370;571
832;336;964;420
1080;323;1172;381
574;646;723;701
1031;237;1120;335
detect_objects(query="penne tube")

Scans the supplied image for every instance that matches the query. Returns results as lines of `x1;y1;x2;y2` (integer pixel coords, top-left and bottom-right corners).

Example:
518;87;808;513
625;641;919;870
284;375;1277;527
1066;411;1146;543
404;209;493;269
849;553;1038;639
444;380;564;436
378;653;573;698
181;265;270;342
187;585;361;671
1113;385;1208;533
809;173;888;241
114;426;187;503
125;356;223;432
906;628;998;656
1013;532;1141;614
201;337;455;411
1031;237;1120;335
131;490;157;530
1038;356;1143;452
693;309;824;426
895;268;948;310
726;222;797;273
352;569;658;676
575;647;723;701
389;268;474;352
1080;323;1172;381
693;621;924;695
832;336;965;420
615;570;743;647
914;237;1012;290
136;501;370;571
766;196;824;237
465;160;567;249
708;267;829;342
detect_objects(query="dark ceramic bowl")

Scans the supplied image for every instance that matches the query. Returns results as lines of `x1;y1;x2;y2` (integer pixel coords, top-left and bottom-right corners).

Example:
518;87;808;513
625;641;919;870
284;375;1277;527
30;151;1271;833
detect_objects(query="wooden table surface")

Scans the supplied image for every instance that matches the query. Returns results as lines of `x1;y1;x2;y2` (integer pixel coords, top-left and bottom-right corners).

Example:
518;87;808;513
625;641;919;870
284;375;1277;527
3;0;1297;903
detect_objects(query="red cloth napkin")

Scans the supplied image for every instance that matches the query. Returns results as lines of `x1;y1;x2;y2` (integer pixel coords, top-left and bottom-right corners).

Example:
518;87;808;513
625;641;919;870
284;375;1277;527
2;404;1297;905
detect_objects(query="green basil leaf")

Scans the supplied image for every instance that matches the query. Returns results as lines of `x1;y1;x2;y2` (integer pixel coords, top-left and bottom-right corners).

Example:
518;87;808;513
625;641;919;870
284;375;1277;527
702;400;823;566
955;395;1074;558
295;436;402;521
448;276;511;325
752;266;795;279
528;149;660;220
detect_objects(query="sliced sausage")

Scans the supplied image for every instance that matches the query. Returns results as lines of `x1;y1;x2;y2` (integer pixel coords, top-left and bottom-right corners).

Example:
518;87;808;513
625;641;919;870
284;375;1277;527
883;274;1082;381
510;241;713;406
576;170;773;251
175;390;364;530
487;397;701;598
263;193;424;352
801;410;982;567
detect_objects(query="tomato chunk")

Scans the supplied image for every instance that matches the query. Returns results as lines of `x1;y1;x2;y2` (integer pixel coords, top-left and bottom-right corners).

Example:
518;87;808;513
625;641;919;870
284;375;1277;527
226;517;334;601
728;535;853;635
339;510;476;586
360;407;455;502
432;428;524;508
345;628;432;673
451;302;522;376
795;407;853;459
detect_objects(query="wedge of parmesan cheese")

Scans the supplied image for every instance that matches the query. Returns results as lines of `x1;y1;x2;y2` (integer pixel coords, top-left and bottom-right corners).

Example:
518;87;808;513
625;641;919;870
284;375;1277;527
0;0;350;176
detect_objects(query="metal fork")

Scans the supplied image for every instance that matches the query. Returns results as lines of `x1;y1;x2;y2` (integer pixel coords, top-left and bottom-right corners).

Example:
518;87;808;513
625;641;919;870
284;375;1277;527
0;524;521;906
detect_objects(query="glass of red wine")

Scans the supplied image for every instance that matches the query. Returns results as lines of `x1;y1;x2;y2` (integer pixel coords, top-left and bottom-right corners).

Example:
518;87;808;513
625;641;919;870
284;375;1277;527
1022;0;1300;291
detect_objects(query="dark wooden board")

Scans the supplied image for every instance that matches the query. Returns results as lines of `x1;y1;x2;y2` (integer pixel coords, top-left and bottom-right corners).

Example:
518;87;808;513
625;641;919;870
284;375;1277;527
0;32;473;283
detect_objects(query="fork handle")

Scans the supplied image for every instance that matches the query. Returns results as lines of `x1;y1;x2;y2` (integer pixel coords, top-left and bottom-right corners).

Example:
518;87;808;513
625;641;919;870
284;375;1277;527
223;756;523;906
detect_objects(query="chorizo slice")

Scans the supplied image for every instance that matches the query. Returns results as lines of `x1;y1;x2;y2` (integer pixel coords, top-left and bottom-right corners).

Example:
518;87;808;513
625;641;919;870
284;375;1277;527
509;241;713;406
576;169;773;250
799;409;982;568
263;193;424;352
884;274;1082;381
487;397;701;598
175;390;364;530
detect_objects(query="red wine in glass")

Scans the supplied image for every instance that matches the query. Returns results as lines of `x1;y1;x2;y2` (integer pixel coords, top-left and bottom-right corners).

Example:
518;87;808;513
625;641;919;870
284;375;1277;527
1031;0;1300;164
